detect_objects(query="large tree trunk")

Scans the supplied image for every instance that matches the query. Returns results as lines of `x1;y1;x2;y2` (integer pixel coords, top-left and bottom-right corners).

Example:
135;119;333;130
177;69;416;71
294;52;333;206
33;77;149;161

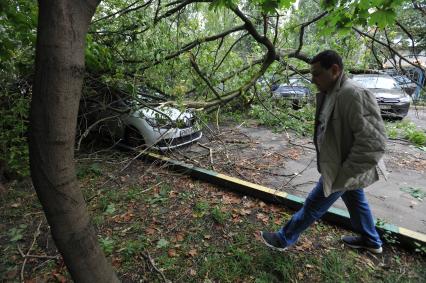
29;0;119;281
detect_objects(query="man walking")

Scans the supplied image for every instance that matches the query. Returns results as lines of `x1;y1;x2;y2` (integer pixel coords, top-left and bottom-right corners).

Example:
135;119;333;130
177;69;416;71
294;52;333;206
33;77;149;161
260;50;387;254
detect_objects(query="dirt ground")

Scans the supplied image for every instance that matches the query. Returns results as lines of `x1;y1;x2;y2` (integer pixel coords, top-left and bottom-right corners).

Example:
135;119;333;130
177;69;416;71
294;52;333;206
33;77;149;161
172;107;426;234
2;157;424;282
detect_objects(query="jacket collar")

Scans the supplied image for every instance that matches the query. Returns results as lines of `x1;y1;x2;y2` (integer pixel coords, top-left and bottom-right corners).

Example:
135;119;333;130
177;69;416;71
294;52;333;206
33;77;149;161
326;72;346;96
315;72;346;114
315;72;347;126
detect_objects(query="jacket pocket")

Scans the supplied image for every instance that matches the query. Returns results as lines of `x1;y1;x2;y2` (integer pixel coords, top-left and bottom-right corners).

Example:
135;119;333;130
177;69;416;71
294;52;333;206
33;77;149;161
333;167;356;190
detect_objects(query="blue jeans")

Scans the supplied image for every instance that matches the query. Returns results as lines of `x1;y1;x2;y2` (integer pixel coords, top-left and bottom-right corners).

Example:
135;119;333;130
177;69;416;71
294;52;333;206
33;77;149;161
278;177;382;247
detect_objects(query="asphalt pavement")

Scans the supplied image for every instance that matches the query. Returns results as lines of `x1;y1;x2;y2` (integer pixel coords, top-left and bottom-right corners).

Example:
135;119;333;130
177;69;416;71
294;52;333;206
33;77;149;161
231;107;426;234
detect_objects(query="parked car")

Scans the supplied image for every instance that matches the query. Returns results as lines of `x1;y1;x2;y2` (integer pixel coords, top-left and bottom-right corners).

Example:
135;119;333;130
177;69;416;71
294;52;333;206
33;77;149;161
79;94;202;151
352;74;411;119
392;75;417;95
271;77;312;109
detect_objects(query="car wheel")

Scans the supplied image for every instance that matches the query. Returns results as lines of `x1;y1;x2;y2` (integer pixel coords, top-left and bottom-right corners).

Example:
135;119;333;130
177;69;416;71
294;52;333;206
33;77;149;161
124;126;146;148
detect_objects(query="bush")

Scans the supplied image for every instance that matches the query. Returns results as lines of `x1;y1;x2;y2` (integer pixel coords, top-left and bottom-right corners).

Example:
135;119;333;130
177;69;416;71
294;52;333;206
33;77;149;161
0;1;37;178
248;99;315;136
0;89;30;177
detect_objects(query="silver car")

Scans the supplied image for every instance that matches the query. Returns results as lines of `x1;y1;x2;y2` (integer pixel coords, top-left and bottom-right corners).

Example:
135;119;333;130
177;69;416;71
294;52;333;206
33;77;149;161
352;74;411;119
79;96;202;151
122;105;202;150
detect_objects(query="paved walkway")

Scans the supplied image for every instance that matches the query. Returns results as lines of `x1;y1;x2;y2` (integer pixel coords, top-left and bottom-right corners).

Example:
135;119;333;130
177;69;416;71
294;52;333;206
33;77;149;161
231;108;426;234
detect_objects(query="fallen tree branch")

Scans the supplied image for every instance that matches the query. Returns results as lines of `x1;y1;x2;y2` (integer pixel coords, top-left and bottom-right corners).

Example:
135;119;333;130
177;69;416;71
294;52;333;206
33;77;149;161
142;251;170;283
212;33;249;75
92;0;153;24
76;114;121;151
189;53;222;101
198;143;214;162
294;11;327;55
353;27;425;71
155;0;210;23
125;24;245;66
19;220;43;282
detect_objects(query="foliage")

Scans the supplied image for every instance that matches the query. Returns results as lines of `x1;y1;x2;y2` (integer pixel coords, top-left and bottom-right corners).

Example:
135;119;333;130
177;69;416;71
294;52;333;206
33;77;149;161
210;0;296;12
385;120;426;146
7;224;27;242
0;90;30;176
400;187;426;201
99;237;115;255
319;0;405;33
2;0;424;178
156;238;169;249
211;205;230;224
414;242;426;256
249;99;315;136
376;218;400;244
76;163;102;179
396;1;426;49
0;0;37;177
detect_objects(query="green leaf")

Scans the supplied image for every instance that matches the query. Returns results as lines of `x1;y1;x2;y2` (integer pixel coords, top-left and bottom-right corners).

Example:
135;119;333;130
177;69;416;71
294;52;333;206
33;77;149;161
105;203;116;215
89;163;102;176
358;0;371;10
156;238;169;248
278;0;296;9
8;225;26;242
400;187;426;201
99;237;115;255
368;9;396;28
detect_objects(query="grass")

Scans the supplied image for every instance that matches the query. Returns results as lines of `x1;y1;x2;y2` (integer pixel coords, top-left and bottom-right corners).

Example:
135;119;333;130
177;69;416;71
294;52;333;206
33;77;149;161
1;155;425;282
385;119;426;146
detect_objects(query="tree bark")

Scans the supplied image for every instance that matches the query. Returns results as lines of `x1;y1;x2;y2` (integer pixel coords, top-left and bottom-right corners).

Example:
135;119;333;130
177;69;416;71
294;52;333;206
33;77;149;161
29;0;119;281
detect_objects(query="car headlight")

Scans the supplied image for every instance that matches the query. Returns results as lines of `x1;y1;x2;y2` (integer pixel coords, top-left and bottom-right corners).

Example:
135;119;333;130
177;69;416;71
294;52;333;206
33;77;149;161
399;95;411;103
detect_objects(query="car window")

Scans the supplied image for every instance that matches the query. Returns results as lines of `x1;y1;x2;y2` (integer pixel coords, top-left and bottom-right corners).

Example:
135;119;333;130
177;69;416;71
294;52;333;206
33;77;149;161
394;76;413;84
276;85;292;91
353;76;401;89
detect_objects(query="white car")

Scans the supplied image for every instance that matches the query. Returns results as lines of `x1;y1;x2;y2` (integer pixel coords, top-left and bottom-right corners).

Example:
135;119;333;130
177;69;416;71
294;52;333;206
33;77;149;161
122;105;202;150
79;96;202;151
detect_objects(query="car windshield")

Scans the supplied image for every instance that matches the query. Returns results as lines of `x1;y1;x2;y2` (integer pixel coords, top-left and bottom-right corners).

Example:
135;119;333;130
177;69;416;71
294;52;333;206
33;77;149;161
289;77;310;86
394;76;413;84
276;85;303;91
353;76;400;89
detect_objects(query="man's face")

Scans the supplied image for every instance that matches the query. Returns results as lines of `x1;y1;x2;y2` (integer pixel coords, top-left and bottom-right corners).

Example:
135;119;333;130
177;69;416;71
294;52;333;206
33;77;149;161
310;62;341;93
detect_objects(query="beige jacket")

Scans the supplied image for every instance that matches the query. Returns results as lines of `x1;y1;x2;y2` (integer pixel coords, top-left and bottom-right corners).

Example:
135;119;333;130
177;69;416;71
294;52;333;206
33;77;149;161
314;74;387;196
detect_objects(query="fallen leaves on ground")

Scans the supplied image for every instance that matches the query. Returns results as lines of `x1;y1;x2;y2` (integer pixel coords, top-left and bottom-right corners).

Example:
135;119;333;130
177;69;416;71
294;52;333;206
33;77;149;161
222;195;241;204
256;213;269;224
168;249;178;257
188;249;198;257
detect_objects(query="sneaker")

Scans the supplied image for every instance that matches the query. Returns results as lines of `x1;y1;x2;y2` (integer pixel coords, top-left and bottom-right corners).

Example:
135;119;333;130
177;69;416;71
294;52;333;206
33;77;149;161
260;231;287;251
341;235;383;254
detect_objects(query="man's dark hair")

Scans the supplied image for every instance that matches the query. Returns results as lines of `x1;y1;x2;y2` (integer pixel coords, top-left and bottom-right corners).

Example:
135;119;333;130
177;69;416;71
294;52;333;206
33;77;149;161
310;50;343;70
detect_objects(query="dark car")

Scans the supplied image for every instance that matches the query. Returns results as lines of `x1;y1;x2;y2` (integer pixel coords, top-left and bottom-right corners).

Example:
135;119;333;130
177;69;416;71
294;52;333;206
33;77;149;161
352;74;411;119
271;77;312;109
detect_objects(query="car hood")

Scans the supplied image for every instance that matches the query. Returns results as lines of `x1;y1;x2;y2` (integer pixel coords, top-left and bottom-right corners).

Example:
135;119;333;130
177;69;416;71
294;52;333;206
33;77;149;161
369;88;405;98
134;106;193;121
273;86;309;95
